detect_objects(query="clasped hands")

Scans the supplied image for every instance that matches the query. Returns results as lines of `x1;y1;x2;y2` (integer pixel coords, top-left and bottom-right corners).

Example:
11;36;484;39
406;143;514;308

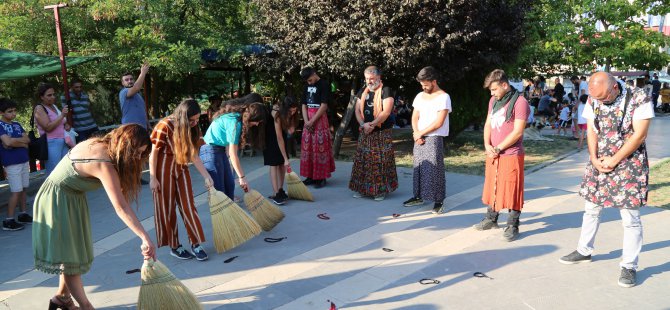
591;156;619;173
413;131;425;145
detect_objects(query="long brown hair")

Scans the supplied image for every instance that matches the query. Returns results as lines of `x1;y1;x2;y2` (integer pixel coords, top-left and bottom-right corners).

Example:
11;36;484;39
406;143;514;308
278;96;299;130
170;99;201;165
93;124;151;203
212;93;267;150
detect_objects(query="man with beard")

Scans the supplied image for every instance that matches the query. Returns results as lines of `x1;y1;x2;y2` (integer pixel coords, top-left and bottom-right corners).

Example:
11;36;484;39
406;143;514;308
349;66;398;201
119;63;150;129
473;69;530;242
402;66;451;214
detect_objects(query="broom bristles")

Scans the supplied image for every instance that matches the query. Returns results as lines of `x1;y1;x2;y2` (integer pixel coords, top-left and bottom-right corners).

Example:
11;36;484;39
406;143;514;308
209;189;262;253
243;189;285;231
286;171;314;201
138;259;202;310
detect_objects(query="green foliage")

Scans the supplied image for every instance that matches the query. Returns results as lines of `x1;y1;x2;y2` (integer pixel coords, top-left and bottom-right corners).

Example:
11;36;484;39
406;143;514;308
512;0;670;76
0;0;251;125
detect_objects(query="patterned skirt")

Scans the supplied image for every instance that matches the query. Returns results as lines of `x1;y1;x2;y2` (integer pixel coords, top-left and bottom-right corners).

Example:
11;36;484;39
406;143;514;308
349;128;398;196
300;108;335;179
482;155;525;211
413;136;446;202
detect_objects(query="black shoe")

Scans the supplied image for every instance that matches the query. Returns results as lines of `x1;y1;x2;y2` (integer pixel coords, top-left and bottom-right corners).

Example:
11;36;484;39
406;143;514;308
618;267;636;288
403;197;424;207
431;202;444;214
314;179;326;188
17;213;33;224
140;178;149;185
302;178;314;185
559;250;592;265
473;218;498;231
278;189;289;200
170;245;195;260
502;226;519;242
191;244;208;261
271;192;287;205
2;219;24;231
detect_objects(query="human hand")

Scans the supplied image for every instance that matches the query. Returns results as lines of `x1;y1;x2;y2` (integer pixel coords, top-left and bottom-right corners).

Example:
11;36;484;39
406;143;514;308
149;175;160;192
141;239;156;260
485;145;498;158
599;156;619;171
590;156;613;173
61;105;69;115
415;138;425;145
238;176;248;191
412;131;423;141
284;159;290;167
204;176;214;189
363;123;374;134
140;62;150;74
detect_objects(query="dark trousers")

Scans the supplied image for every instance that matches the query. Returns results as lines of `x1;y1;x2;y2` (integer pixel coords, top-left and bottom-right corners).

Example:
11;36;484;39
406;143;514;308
211;146;236;199
486;206;521;227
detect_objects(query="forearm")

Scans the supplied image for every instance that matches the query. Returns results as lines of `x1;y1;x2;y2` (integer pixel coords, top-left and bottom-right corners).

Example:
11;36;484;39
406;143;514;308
311;104;328;122
276;131;288;162
370;111;391;127
191;156;210;180
302;106;309;122
495;130;523;150
149;148;158;178
113;204;152;242
227;146;245;178
483;123;492;146
612;133;647;163
587;129;598;160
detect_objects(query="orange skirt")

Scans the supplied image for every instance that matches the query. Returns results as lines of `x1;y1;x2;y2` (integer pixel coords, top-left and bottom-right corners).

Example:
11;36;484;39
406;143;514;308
482;155;524;211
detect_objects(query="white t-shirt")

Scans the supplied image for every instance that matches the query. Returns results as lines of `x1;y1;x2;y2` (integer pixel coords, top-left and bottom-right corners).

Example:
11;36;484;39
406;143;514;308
577;103;587;124
560;106;570;121
413;92;452;137
579;80;589;96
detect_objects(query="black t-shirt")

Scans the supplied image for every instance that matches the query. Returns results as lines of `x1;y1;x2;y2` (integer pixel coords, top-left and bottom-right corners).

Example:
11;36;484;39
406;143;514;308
356;86;394;130
303;79;330;108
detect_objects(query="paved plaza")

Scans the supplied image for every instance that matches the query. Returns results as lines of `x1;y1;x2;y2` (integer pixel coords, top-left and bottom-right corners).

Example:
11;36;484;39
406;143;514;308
0;117;668;309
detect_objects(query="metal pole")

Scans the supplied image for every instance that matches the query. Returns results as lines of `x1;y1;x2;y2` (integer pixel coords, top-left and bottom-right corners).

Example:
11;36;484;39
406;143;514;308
44;3;73;126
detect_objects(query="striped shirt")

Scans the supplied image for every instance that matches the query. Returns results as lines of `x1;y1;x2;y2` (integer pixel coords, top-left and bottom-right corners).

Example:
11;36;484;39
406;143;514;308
61;91;98;132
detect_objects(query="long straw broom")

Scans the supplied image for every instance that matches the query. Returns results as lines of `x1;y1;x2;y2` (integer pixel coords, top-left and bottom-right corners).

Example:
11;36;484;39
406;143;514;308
243;188;285;231
285;166;314;201
138;258;202;310
209;188;261;253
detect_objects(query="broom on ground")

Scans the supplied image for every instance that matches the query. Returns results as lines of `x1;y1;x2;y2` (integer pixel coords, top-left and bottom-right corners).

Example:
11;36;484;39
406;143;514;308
138;258;202;310
209;188;261;253
243;188;285;231
285;166;314;201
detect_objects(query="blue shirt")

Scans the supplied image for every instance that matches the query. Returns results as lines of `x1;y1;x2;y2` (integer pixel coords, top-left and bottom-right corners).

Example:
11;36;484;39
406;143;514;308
204;113;241;146
0;121;29;166
119;88;148;128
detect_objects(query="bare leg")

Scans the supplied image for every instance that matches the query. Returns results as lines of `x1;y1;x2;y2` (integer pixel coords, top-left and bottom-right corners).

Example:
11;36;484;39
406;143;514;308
63;274;94;310
20;190;27;212
269;167;279;194
7;192;18;218
278;165;286;190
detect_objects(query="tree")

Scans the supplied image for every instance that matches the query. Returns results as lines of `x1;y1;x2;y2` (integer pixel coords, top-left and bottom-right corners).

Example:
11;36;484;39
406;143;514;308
511;0;670;76
248;0;530;156
0;0;251;125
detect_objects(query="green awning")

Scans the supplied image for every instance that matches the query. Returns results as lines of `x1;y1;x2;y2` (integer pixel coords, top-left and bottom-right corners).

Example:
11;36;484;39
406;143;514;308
0;49;98;81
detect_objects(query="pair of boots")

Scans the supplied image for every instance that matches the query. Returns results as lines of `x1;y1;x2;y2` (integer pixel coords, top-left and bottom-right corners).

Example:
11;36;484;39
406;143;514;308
473;207;520;242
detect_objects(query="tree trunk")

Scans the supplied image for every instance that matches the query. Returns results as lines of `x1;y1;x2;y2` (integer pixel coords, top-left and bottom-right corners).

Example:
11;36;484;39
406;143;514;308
605;57;612;72
333;78;358;158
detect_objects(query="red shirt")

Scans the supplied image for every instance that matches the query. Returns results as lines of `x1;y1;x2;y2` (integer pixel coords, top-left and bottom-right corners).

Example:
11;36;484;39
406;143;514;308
487;95;530;156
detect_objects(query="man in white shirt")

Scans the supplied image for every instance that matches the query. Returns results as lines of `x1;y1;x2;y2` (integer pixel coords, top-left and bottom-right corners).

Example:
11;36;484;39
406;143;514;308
403;66;451;214
559;72;654;289
578;76;589;97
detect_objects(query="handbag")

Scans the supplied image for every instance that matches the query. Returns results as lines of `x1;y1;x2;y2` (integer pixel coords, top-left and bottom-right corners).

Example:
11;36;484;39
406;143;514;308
29;105;49;161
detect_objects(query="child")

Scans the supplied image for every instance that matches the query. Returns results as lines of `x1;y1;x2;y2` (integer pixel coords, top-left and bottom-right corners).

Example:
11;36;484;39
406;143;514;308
576;94;588;150
150;99;214;261
64;123;77;148
265;96;300;205
0;98;33;231
556;101;571;136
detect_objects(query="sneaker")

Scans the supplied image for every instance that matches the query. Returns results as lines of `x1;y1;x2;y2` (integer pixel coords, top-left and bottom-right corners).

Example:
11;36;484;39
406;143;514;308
302;178;314;185
191;244;208;261
353;192;364;198
472;218;499;231
373;194;386;201
403;197;424;207
558;250;592;265
277;189;289;200
17;213;33;224
502;226;519;242
314;179;326;188
2;219;24;231
170;245;195;260
271;192;287;205
431;202;444;214
618;267;636;288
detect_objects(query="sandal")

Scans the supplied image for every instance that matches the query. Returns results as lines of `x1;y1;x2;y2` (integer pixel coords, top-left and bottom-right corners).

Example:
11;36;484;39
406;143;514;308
48;294;80;310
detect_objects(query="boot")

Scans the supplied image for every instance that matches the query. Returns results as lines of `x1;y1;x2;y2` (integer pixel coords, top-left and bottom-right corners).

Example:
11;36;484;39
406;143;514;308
503;209;521;241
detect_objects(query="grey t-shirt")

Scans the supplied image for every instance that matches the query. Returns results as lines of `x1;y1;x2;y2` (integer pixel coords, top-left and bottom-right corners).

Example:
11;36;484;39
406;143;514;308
119;88;147;128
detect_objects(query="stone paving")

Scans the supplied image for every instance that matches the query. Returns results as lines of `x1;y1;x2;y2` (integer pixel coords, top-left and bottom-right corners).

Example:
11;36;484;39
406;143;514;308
0;116;668;309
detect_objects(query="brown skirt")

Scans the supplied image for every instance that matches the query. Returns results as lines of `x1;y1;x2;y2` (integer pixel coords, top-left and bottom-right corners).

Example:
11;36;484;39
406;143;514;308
482;155;524;211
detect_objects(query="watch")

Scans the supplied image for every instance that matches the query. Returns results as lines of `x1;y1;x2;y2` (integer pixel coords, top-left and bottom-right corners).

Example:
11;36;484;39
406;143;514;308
494;147;501;154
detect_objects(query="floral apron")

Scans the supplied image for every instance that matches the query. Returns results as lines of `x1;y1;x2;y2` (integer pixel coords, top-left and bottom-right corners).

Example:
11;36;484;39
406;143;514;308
579;88;649;209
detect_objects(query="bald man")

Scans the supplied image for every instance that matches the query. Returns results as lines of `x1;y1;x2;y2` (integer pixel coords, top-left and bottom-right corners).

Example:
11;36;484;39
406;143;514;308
559;71;655;288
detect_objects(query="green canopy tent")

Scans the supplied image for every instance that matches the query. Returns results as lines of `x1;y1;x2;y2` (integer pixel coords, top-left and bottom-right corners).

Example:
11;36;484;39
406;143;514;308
0;48;98;81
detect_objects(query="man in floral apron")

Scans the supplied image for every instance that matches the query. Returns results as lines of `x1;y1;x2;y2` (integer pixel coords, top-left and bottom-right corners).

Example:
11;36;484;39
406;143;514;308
559;72;655;288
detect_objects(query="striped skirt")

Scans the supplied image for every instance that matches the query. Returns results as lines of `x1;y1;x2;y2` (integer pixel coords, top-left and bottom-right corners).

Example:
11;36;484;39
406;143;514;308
482;155;525;211
413;136;446;202
349;128;398;196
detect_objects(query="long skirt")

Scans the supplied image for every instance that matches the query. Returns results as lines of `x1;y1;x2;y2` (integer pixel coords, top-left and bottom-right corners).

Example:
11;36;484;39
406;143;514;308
300;107;335;179
349;128;398;196
413;136;446;202
482;155;525;211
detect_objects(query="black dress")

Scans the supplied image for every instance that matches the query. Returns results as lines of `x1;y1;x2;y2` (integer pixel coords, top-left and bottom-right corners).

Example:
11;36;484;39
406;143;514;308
263;107;284;166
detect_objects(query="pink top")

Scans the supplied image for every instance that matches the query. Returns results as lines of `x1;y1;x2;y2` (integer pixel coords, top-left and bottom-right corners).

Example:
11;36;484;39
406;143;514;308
36;104;66;140
487;95;530;156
